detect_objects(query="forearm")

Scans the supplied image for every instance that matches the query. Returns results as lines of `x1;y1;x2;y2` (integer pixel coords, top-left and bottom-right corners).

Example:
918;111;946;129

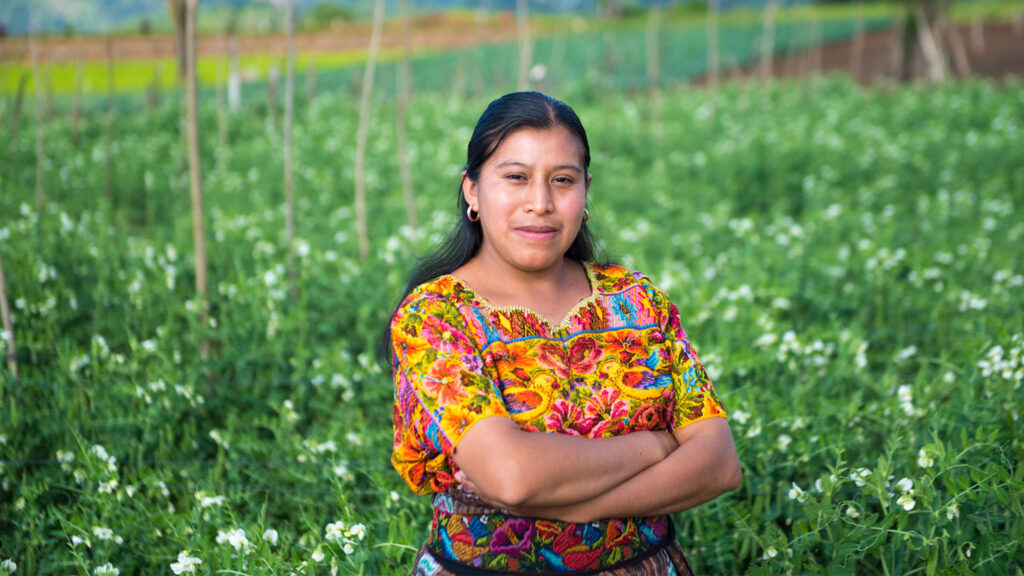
510;418;741;523
454;417;676;508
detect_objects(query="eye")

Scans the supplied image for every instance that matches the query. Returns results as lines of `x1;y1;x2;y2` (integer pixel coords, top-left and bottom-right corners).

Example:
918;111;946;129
506;173;526;181
553;176;575;184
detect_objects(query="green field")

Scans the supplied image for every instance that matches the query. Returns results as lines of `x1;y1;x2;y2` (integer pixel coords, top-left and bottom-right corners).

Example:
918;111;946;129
1;57;1023;576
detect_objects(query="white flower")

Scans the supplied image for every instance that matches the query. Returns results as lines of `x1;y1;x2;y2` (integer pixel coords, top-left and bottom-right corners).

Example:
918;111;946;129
263;528;279;546
343;541;355;555
897;492;916;511
895;346;917;362
814;474;836;493
764;546;778;559
92;526;115;541
788;482;808;503
896;478;914;493
776;434;792;452
70;535;91;548
1;558;16;574
348;523;367;541
196;492;226;508
851;468;871;487
946;502;960;520
325;521;348;543
97;479;118;494
917;448;934;468
745;422;762;438
311;547;325;563
216;528;251;554
169;551;203;575
93;563;119;575
845;506;860;518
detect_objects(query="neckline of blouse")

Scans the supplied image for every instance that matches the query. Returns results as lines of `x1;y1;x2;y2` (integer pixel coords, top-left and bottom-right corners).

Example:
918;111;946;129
441;261;601;333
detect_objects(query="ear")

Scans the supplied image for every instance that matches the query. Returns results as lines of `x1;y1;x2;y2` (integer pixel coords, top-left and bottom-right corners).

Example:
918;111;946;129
585;172;592;192
462;170;479;209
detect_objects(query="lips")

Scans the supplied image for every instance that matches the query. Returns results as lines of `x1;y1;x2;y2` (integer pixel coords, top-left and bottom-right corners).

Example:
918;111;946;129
515;225;559;241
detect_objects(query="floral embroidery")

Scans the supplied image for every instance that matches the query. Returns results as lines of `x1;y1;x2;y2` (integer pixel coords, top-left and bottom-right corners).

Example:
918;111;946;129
391;262;726;571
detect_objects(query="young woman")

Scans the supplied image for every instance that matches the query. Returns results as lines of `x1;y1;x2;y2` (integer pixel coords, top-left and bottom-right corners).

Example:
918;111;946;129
384;92;741;575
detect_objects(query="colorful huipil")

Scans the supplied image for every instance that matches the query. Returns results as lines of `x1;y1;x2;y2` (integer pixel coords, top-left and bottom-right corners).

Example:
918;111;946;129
391;262;727;573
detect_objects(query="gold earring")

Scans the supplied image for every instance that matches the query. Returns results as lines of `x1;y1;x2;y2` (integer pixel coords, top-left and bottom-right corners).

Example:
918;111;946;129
582;208;590;224
467;206;480;222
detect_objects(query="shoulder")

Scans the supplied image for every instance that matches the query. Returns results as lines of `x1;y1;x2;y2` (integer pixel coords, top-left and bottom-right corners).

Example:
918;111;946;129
391;275;467;327
589;261;667;301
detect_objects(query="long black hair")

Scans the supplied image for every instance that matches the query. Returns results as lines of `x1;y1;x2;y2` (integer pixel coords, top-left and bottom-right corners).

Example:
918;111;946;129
379;91;605;366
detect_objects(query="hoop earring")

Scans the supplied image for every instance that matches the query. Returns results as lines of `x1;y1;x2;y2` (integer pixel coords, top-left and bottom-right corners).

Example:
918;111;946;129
467;206;480;222
582;208;590;224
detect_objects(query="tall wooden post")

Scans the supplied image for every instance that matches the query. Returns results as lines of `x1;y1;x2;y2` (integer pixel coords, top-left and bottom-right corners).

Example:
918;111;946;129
185;0;210;359
0;253;17;380
707;0;720;90
30;35;46;214
354;0;385;260
72;38;83;146
105;36;115;203
516;0;532;91
396;0;418;234
284;0;298;300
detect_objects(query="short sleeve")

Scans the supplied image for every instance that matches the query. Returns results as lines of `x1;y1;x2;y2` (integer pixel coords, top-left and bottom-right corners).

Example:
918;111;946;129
640;279;727;432
390;289;510;495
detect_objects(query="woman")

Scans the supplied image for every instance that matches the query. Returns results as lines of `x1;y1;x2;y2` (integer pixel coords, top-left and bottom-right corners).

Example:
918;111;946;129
384;92;741;575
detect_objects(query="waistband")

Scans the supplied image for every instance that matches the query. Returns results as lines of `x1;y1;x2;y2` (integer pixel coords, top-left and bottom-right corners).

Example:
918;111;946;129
426;488;674;574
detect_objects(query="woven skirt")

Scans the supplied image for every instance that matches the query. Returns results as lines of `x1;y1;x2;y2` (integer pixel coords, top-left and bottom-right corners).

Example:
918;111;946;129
410;539;694;576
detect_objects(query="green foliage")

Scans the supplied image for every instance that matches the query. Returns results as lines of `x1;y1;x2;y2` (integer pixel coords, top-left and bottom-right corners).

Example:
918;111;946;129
0;76;1022;573
302;2;356;32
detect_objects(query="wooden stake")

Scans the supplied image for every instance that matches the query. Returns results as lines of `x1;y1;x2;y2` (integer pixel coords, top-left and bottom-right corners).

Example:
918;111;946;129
760;2;778;81
30;35;46;214
105;35;115;202
970;19;984;53
396;0;418;234
284;0;298;301
516;0;532;91
0;252;18;380
707;0;720;90
850;2;865;81
228;36;240;111
947;22;971;78
11;73;27;147
355;0;385;260
185;0;210;359
72;38;82;146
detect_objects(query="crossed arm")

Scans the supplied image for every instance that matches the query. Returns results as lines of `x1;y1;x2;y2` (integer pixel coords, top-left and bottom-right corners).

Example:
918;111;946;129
452;415;741;523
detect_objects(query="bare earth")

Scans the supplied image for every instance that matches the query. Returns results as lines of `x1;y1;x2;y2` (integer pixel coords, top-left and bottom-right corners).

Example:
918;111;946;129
4;18;1022;85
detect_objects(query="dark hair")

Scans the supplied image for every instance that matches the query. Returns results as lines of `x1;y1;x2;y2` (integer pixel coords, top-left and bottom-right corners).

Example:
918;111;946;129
379;91;604;366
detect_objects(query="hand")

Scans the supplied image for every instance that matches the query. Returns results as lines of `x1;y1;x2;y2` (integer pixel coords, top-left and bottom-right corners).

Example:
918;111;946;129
645;429;679;461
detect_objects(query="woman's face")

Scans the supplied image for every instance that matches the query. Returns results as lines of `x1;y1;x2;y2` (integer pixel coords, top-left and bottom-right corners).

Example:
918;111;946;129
462;126;590;275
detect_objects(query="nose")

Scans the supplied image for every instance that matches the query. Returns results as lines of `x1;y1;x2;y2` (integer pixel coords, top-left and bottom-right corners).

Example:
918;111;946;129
523;179;554;215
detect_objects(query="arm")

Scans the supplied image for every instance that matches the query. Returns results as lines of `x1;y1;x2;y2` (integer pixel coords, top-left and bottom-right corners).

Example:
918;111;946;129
507;417;741;522
453;415;678;509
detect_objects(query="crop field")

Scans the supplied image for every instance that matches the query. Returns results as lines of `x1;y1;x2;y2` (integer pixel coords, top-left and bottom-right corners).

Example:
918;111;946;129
0;73;1023;574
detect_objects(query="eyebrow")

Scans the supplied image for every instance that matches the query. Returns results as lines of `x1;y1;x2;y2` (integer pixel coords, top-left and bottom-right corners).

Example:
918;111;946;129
495;161;584;175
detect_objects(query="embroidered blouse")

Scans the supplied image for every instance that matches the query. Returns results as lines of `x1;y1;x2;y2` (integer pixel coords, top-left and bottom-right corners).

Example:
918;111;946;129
390;261;727;573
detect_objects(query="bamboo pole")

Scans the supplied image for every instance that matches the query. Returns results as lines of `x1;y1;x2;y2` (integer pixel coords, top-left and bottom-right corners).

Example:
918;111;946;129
760;2;778;81
707;0;720;90
284;0;298;301
946;22;971;78
516;0;532;91
396;0;418;235
30;35;46;215
217;33;228;172
228;36;240;111
11;73;27;147
72;38;82;146
850;2;865;81
354;0;385;260
969;19;984;53
0;252;17;380
185;0;210;359
105;36;115;203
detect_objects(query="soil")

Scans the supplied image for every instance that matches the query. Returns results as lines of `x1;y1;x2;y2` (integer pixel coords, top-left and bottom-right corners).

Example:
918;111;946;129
4;18;1022;85
694;22;1024;85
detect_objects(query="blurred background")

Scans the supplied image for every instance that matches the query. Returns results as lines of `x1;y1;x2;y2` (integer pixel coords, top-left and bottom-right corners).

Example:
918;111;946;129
1;0;1022;575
